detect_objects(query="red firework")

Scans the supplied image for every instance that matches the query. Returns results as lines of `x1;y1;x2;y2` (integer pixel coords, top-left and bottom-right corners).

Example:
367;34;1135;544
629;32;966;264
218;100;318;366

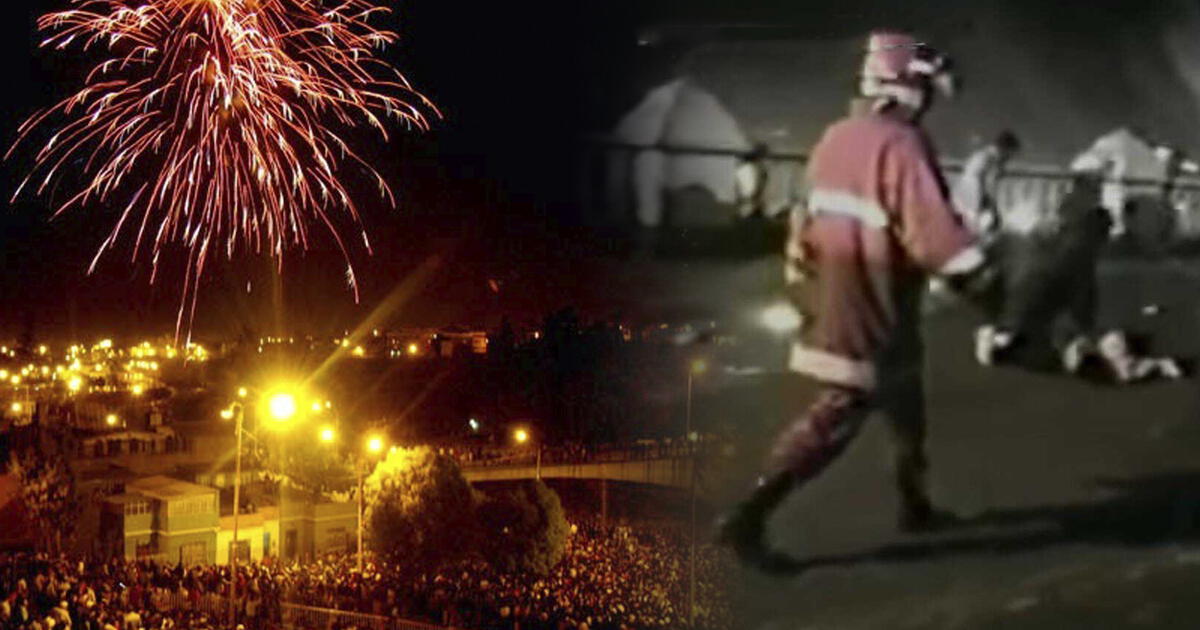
8;0;437;337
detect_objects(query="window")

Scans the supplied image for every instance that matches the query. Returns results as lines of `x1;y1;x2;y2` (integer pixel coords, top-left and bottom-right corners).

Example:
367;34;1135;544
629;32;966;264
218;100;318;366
228;540;250;563
180;541;206;566
324;528;348;553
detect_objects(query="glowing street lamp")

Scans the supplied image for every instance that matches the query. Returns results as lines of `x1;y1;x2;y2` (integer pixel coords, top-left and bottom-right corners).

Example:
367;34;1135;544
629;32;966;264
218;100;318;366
132;384;144;396
10;402;21;413
68;377;82;392
225;382;313;618
311;400;324;413
319;426;336;444
105;413;120;427
512;427;541;480
267;392;297;424
358;433;388;572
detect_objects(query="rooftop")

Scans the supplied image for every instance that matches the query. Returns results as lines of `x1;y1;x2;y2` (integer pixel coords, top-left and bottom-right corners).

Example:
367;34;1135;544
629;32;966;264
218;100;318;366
127;475;216;500
104;492;150;505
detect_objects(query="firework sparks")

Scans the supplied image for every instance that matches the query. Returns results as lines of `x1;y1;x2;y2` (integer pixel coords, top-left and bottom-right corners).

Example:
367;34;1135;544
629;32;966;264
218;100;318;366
8;0;437;338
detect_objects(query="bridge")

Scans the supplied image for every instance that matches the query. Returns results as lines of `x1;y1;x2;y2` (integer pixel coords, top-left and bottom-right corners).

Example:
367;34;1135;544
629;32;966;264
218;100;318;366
461;455;696;488
457;443;711;489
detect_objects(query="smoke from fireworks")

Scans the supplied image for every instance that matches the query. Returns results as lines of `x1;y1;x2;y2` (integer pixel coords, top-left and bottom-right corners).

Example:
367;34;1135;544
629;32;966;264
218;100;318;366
7;0;437;338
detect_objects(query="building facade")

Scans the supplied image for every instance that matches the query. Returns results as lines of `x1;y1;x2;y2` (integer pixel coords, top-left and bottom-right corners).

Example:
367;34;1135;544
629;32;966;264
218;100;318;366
101;476;219;565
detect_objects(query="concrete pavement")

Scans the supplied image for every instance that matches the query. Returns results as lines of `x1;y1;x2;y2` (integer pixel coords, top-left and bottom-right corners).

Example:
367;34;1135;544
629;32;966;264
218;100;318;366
689;256;1200;629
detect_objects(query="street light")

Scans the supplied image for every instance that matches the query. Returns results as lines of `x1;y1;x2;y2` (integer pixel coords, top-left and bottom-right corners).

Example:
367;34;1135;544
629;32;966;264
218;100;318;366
224;384;305;623
359;434;387;572
105;413;120;427
319;426;336;444
266;392;297;424
513;427;541;480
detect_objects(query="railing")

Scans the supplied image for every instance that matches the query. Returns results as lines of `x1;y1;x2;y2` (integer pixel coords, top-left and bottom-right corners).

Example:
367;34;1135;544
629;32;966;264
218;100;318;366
149;590;229;620
582;138;1200;238
456;440;712;470
283;602;454;630
148;590;456;630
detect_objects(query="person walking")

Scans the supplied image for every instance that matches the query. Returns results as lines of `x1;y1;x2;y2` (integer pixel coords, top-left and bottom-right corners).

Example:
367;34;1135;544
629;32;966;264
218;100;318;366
716;29;996;567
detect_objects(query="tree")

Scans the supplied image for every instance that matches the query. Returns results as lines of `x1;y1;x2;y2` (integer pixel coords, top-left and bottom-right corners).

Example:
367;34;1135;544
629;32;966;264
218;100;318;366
477;479;569;575
8;450;80;552
362;447;483;571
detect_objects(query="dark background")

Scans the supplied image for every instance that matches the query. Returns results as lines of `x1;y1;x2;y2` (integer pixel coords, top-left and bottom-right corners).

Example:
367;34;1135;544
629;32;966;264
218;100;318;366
0;1;1192;342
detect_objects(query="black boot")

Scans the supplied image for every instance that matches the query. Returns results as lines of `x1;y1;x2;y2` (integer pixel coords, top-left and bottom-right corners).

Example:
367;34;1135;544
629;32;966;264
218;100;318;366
894;454;958;533
897;486;959;533
714;471;795;562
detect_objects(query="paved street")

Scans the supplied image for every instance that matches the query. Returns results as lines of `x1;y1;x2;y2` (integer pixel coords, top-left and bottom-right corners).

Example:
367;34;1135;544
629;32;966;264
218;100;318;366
686;254;1200;629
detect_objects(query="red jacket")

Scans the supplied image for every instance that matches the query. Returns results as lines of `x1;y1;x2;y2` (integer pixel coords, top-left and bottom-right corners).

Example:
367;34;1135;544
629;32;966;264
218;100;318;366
788;108;983;390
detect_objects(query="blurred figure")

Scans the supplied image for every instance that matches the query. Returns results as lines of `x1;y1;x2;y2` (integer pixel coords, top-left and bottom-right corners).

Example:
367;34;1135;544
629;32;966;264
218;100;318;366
953;130;1021;242
735;144;771;219
1069;127;1188;249
716;30;998;567
974;169;1184;382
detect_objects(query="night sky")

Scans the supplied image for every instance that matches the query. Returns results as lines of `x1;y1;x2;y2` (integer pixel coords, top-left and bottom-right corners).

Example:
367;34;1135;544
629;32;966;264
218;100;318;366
0;1;1190;342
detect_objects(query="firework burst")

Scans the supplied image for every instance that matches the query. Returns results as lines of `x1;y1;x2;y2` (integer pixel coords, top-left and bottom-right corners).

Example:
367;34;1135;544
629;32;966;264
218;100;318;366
8;0;437;338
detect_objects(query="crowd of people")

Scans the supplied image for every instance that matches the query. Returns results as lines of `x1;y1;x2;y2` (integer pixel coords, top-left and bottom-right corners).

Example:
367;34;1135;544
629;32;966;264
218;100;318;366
0;518;734;630
274;518;733;629
0;553;278;630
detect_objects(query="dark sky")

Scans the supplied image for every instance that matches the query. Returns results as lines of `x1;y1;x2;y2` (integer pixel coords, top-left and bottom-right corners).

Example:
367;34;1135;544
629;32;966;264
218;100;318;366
0;1;1185;342
0;1;612;342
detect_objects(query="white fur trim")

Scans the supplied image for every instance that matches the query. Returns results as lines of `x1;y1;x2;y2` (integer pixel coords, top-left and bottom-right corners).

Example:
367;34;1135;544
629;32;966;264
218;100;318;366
939;245;985;276
808;188;890;229
788;342;877;390
907;59;938;75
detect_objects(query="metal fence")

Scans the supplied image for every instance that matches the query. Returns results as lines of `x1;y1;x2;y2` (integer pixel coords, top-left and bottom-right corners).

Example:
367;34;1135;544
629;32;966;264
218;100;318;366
148;590;228;620
583;138;1200;240
457;439;713;470
282;603;454;630
147;590;455;630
